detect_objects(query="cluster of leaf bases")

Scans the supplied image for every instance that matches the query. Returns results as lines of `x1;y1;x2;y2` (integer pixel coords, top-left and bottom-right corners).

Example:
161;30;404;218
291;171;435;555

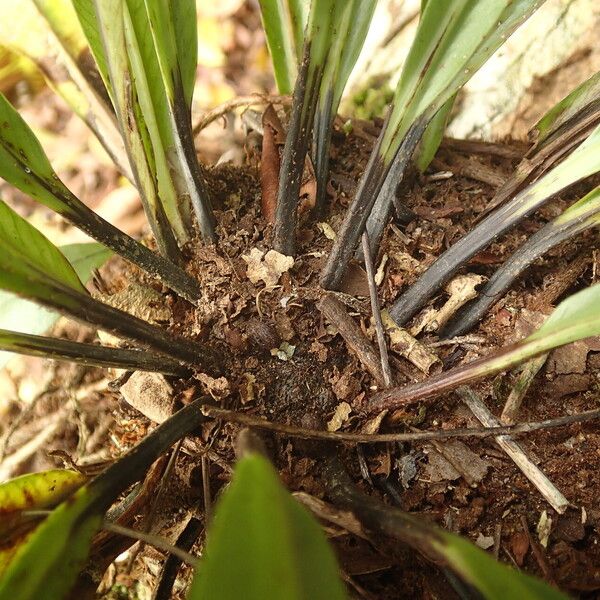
0;1;599;599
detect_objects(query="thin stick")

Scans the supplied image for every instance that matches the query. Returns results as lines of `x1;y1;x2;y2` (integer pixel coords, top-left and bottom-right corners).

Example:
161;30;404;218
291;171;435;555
106;522;198;566
362;232;393;387
192;94;291;135
501;354;548;424
126;441;182;572
201;454;212;523
202;404;600;445
21;510;198;566
457;386;569;514
441;137;529;159
318;293;386;386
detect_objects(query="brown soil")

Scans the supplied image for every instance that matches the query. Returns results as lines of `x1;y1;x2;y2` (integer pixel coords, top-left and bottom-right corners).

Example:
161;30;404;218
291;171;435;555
2;118;600;599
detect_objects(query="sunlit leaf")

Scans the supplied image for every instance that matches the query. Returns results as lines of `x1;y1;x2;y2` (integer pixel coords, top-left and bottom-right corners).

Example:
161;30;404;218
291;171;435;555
0;242;112;369
172;0;198;108
0;469;86;578
71;0;111;90
258;0;308;94
189;453;347;600
0;200;84;294
0;89;201;302
127;0;214;242
0;469;85;516
321;0;543;289
0;399;207;599
313;0;376;213
0;200;213;368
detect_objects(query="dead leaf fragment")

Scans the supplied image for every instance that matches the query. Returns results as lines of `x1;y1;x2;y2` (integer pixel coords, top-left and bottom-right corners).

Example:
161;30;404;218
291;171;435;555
475;533;495;549
537;510;552;548
424;274;486;332
195;373;231;399
424;440;490;485
361;409;388;435
327;402;352;432
547;337;600;374
317;222;336;240
509;531;530;566
270;341;296;361
242;248;294;287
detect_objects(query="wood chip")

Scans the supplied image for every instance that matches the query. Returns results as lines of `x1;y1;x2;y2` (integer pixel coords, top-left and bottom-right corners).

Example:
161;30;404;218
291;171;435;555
382;310;440;374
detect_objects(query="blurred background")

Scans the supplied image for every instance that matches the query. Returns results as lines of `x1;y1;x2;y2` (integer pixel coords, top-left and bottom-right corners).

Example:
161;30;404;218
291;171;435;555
0;0;598;241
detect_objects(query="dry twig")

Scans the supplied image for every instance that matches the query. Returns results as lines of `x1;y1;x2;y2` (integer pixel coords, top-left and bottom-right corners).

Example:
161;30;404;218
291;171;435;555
202;404;600;445
192;94;291;135
457;386;569;513
362;232;393;387
318;293;387;386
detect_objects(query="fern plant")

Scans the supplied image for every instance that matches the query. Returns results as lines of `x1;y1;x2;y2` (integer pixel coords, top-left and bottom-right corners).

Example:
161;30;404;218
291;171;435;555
0;1;599;599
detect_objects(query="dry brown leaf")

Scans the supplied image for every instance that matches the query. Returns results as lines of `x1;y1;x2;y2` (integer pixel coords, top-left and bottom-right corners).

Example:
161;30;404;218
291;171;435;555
361;409;388;435
242;248;294;287
327;402;352;432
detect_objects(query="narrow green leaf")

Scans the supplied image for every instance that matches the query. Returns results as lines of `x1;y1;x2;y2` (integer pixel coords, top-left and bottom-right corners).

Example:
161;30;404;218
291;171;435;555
390;123;600;325
0;200;214;369
71;0;111;92
371;283;600;412
123;0;215;242
0;399;208;599
313;0;376;213
172;0;198;109
0;242;111;369
435;532;567;599
414;95;455;172
87;0;187;256
258;0;305;94
189;454;347;600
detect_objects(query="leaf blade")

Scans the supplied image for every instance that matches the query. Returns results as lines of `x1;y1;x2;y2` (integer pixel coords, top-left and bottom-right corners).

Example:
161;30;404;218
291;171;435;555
189;454;347;600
